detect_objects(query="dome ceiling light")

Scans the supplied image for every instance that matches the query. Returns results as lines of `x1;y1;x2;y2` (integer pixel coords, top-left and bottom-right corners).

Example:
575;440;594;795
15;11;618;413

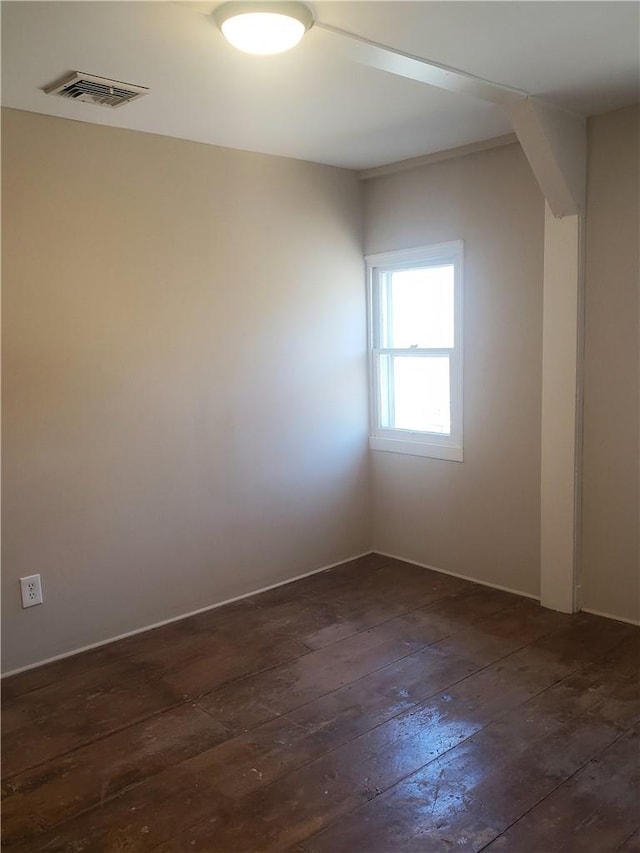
213;2;313;55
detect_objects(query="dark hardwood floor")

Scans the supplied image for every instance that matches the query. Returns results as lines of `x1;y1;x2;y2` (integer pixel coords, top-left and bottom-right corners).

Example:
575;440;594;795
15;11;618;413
2;553;639;852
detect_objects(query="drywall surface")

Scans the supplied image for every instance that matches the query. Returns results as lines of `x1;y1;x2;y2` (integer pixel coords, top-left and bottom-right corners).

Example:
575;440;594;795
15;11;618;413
582;105;639;623
364;143;545;597
2;109;369;671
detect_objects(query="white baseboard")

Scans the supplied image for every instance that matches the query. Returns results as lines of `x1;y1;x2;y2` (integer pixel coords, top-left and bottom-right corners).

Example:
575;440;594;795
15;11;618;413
2;551;372;679
373;550;541;601
581;607;640;627
375;551;640;627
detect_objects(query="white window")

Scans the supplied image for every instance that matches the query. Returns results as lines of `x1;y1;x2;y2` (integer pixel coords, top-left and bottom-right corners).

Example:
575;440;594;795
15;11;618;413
366;241;463;462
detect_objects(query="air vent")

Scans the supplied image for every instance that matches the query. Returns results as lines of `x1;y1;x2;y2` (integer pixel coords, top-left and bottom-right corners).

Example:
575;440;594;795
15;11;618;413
43;72;148;108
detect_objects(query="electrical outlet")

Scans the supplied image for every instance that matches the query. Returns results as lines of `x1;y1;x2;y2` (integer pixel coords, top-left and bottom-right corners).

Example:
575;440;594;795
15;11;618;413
20;574;43;608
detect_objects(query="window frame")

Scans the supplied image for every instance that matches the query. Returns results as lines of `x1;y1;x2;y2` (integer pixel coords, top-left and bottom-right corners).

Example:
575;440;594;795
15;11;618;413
366;241;464;462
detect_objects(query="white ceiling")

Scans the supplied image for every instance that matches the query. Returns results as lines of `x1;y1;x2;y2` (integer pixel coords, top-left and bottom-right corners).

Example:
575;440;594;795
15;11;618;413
2;1;638;170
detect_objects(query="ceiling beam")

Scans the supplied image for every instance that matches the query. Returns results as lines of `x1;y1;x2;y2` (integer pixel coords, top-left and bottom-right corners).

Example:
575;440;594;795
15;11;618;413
312;20;586;218
313;18;586;219
313;22;527;106
508;98;586;217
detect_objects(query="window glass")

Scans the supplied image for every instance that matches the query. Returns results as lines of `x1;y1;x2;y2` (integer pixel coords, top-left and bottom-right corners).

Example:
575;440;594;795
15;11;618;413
380;265;454;349
379;354;450;434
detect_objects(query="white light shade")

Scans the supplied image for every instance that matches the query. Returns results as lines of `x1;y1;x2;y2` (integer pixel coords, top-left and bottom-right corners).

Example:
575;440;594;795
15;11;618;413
214;2;313;55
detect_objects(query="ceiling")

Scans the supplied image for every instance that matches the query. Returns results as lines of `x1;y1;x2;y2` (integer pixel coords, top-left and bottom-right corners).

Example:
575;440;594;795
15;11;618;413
2;1;638;170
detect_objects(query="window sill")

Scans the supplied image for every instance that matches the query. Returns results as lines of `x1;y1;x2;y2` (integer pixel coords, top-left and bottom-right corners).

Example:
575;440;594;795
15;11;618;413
369;435;463;462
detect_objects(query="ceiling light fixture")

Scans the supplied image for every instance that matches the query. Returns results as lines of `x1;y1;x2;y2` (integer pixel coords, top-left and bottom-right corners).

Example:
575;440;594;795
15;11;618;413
214;2;313;55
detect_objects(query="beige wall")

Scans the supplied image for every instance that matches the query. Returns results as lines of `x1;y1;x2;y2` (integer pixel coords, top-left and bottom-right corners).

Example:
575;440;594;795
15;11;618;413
582;105;639;622
363;143;545;597
4;103;637;674
1;108;369;672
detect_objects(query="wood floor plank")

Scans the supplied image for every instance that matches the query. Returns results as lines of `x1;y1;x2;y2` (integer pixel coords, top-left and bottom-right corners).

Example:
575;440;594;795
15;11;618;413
238;557;480;652
462;596;577;645
224;588;409;652
194;620;443;728
278;577;518;664
595;630;640;680
1;659;183;778
1;704;231;848
152;626;604;851
182;631;550;802
302;666;631;853
531;612;636;669
4;764;231;853
413;584;521;626
192;582;571;739
190;593;349;648
298;596;417;649
193;598;519;735
284;638;508;739
103;613;231;661
483;729;640;852
340;560;473;609
617;828;640;851
134;631;309;700
0;644;118;702
193;619;518;742
2;555;638;853
241;554;392;605
526;663;640;731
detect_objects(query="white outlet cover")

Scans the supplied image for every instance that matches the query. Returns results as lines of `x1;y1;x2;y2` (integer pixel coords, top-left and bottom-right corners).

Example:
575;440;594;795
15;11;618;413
20;574;43;608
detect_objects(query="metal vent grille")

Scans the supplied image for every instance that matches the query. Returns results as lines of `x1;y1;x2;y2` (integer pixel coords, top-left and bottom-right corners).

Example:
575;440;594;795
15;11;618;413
43;72;148;108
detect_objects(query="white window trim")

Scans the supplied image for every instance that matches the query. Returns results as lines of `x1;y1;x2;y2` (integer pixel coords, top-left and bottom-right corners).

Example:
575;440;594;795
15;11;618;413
366;241;464;463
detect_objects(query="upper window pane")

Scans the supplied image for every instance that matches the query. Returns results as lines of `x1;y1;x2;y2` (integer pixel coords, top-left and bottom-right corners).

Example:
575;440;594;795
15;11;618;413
380;264;454;349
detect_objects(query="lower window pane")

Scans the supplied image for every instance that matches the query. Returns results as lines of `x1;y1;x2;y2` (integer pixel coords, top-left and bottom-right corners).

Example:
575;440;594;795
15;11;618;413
380;355;451;434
